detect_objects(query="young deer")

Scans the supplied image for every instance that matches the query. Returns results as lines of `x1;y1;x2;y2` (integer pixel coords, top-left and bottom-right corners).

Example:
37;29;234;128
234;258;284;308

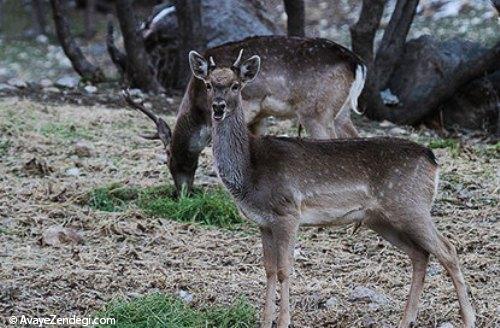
166;36;366;195
187;51;476;328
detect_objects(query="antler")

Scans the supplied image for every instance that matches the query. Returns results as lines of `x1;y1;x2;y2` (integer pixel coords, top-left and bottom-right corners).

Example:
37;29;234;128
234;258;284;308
122;89;172;149
232;49;244;68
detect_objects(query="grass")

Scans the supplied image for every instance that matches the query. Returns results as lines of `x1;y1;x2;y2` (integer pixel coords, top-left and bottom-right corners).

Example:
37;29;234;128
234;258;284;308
428;138;460;157
88;183;243;229
40;122;93;141
0;139;12;157
96;293;256;328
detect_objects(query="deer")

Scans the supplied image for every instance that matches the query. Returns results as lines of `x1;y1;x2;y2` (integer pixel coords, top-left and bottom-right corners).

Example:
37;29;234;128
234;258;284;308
180;50;476;328
124;36;366;196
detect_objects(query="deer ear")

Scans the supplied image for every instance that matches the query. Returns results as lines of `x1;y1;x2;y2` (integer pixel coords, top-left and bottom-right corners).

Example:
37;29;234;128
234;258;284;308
238;55;260;83
189;51;209;80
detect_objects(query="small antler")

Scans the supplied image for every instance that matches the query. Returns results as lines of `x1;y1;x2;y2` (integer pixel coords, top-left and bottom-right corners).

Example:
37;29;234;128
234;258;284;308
232;49;244;68
122;89;172;149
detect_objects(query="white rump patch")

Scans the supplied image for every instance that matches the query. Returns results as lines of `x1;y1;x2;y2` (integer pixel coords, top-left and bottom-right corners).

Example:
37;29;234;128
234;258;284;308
347;64;367;115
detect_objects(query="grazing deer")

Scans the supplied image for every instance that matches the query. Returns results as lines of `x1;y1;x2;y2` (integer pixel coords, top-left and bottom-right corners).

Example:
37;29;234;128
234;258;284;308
166;36;366;195
184;51;476;328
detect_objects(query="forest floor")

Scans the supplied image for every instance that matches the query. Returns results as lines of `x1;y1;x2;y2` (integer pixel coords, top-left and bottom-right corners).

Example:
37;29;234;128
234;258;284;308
0;97;498;327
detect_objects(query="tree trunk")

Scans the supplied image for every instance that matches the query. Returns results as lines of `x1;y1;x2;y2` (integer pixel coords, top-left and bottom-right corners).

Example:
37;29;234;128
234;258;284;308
174;0;206;88
115;0;162;92
85;0;96;40
284;0;305;37
32;0;48;35
0;0;4;32
50;0;105;83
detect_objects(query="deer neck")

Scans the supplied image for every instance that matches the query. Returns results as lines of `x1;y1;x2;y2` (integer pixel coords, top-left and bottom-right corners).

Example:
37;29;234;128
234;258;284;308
212;103;250;197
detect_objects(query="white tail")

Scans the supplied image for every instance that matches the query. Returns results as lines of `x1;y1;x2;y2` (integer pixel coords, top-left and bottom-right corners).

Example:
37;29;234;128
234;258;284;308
348;64;367;115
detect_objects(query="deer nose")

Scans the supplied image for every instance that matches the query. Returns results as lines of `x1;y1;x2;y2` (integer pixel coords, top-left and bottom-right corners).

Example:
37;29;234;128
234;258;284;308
212;102;226;112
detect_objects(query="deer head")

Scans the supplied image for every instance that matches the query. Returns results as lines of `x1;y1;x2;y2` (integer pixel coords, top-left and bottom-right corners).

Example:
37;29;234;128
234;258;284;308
188;49;261;122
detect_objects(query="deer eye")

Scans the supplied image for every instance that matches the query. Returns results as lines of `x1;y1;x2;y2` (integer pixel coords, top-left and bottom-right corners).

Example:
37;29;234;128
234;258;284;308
231;83;240;91
205;83;212;90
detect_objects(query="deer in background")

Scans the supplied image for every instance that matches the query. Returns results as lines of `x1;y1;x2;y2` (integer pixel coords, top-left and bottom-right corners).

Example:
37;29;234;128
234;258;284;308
144;36;366;195
184;50;476;328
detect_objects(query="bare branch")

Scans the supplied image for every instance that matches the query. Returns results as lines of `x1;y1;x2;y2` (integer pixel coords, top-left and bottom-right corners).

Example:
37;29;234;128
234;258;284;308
50;0;105;83
106;21;127;75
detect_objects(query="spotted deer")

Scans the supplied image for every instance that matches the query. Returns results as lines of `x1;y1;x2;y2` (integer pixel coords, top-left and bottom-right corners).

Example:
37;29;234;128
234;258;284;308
166;36;366;195
181;51;476;328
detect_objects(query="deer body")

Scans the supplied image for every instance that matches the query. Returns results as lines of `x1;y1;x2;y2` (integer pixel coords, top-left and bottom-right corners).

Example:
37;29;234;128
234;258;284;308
188;51;476;328
170;36;365;194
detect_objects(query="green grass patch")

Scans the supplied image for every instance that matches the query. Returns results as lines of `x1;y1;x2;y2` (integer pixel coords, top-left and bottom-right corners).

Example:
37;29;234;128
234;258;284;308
0;139;12;157
428;138;460;157
88;183;243;229
96;293;256;328
40;122;93;141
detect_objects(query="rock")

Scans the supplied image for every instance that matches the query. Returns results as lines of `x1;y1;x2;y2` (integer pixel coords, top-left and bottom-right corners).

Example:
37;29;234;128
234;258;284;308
348;286;390;305
39;78;53;88
43;87;60;93
66;167;81;177
389;127;407;135
36;34;49;44
178;290;193;303
7;77;28;89
42;226;83;246
437;322;454;328
166;97;175;105
380;88;400;106
74;141;94;158
325;297;338;308
128;88;144;98
83;85;98;94
0;83;16;92
379;120;395;128
55;76;79;89
388;36;498;133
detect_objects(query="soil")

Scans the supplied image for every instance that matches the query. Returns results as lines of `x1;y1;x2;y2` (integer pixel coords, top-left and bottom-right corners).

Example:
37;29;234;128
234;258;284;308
0;96;498;327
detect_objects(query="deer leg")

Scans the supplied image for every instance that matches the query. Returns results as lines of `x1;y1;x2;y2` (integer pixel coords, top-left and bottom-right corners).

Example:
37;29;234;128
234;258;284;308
260;228;277;328
301;117;329;139
430;235;476;328
273;221;298;328
366;216;429;327
332;105;359;138
249;117;268;135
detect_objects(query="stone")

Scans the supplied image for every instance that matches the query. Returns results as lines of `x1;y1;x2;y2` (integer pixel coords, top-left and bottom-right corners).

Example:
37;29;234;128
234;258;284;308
84;85;98;94
325;297;338;308
39;78;53;88
55;76;79;89
0;83;16;92
379;120;395;128
44;87;60;93
437;322;454;328
348;286;390;305
74;141;94;158
36;34;49;44
389;127;407;135
66;167;81;177
178;290;193;303
7;77;27;89
42;226;83;246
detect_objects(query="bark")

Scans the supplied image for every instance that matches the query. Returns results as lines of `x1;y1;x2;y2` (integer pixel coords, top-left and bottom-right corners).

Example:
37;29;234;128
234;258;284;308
106;21;127;76
0;0;4;32
85;0;96;40
32;0;48;35
284;0;305;37
374;0;419;88
50;0;105;82
174;0;206;88
115;0;162;92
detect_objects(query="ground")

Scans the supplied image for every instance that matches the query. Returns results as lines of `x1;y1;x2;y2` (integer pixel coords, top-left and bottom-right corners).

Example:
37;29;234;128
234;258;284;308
0;97;498;327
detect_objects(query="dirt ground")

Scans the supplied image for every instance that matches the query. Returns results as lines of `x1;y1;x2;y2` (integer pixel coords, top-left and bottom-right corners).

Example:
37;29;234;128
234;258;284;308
0;97;498;327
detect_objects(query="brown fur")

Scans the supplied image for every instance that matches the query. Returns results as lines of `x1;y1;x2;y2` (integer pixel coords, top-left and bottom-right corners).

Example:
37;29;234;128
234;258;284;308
190;53;476;328
169;36;365;194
